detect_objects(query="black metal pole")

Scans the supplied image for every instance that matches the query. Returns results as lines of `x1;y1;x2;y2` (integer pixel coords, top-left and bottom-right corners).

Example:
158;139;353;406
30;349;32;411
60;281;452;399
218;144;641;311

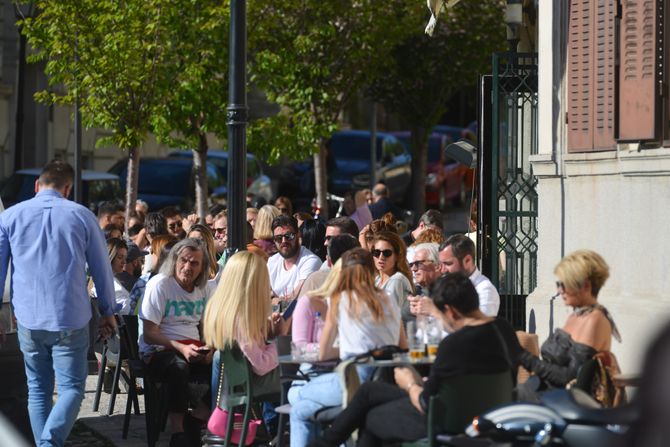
226;0;248;253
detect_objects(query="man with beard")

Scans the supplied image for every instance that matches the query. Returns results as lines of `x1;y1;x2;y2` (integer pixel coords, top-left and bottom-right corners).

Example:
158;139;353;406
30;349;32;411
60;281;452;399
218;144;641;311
116;242;147;292
267;215;321;301
410;234;500;324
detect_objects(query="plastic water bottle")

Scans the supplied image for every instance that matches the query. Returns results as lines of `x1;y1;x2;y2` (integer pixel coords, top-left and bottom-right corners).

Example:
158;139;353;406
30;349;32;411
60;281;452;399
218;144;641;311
313;312;325;342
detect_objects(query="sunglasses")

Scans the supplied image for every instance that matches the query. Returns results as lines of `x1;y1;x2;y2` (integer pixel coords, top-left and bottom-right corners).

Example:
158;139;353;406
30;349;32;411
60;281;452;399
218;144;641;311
278;207;289;213
273;232;296;243
409;260;432;270
214;227;227;234
372;249;394;259
168;221;183;230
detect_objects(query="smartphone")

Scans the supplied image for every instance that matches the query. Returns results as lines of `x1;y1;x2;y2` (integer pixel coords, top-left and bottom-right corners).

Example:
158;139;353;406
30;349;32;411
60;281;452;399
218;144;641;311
281;298;298;320
197;347;212;355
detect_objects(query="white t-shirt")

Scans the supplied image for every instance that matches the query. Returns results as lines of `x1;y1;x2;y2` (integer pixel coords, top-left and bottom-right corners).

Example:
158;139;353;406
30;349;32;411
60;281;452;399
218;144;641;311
91;278;131;315
267;246;322;297
138;273;215;354
336;290;401;359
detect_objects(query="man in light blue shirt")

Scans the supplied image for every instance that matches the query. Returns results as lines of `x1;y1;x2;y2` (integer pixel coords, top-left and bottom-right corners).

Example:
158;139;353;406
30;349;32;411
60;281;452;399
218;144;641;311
0;160;117;447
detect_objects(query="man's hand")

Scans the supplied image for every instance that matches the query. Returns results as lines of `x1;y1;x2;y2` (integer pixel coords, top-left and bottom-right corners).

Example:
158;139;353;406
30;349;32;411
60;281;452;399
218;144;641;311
178;342;205;363
393;366;417;390
409;295;439;318
394;367;425;414
183;214;199;234
97;315;117;342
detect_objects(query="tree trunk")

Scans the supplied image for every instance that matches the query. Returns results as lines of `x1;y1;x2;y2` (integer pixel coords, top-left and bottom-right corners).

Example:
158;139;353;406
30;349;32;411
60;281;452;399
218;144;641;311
410;126;429;217
125;147;140;232
193;134;209;221
314;141;329;220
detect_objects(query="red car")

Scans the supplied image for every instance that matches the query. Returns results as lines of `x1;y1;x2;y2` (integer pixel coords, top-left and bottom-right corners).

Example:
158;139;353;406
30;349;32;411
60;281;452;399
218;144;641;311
391;131;474;210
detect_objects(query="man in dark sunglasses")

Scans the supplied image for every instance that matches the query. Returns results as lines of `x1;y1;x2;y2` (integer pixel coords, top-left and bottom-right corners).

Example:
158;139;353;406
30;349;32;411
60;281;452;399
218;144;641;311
267;215;322;300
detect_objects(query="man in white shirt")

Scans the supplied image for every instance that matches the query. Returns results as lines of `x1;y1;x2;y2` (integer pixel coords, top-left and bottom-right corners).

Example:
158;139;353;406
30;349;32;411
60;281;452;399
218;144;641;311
267;215;321;300
410;234;500;323
437;234;500;316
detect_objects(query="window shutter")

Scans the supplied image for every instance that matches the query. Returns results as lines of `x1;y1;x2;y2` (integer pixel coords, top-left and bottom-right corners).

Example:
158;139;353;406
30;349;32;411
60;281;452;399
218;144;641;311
567;0;593;151
567;0;617;152
618;0;661;141
592;0;617;149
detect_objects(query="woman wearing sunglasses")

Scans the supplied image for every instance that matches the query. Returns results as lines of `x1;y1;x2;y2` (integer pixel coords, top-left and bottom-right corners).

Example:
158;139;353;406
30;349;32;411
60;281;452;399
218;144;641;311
517;249;621;402
371;231;414;309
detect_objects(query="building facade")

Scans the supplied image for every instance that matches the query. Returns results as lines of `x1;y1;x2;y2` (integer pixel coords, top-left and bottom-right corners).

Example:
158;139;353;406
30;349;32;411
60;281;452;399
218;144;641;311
529;0;670;374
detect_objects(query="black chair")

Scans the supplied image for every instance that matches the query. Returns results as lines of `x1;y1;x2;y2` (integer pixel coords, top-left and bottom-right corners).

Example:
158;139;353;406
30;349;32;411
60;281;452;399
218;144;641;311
92;314;139;417
116;315;148;441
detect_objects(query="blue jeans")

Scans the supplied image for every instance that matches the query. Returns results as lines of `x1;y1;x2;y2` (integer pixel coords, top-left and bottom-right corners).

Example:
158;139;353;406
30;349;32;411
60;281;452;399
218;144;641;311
17;323;89;447
288;372;343;447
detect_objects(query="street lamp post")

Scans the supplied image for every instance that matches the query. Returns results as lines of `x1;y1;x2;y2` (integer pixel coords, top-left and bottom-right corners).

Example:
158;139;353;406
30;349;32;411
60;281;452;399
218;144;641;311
226;0;248;253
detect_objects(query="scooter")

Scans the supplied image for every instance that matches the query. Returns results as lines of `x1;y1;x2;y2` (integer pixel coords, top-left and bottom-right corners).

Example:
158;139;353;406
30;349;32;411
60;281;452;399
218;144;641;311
465;388;639;447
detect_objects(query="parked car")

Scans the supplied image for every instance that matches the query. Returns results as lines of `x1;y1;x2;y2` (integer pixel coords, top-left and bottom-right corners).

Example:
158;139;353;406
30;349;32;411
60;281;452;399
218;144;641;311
278;130;412;206
0;169;121;211
433;124;465;142
167;149;275;202
391;131;474;209
108;157;225;212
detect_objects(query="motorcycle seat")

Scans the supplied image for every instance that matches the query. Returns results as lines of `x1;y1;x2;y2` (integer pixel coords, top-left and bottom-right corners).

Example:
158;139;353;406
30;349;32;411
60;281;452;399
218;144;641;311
540;388;639;426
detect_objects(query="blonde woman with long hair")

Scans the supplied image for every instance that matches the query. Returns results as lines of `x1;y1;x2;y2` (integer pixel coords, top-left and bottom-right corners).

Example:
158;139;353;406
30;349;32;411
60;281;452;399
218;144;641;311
288;248;406;447
203;251;282;395
291;233;360;345
253;204;282;256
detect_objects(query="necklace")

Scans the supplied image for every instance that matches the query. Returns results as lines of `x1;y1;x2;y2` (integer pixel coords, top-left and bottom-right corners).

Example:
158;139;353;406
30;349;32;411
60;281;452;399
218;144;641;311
572;303;622;342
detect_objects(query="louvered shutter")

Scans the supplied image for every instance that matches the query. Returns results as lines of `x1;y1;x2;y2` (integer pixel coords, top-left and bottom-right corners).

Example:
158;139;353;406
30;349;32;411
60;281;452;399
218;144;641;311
592;0;617;149
618;0;661;141
567;0;593;151
567;0;617;152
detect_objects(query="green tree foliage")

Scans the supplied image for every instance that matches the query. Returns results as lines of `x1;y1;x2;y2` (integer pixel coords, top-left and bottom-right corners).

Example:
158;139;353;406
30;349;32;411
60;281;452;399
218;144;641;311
248;0;413;217
18;0;174;221
369;1;506;214
150;0;230;219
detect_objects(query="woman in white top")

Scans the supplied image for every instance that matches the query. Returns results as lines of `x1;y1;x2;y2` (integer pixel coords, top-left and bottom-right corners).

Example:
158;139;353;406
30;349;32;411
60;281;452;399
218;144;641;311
92;237;131;314
289;248;407;447
372;231;414;309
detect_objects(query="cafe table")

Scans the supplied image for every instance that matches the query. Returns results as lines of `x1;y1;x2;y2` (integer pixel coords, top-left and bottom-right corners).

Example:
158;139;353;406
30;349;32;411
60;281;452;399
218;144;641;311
278;353;434;367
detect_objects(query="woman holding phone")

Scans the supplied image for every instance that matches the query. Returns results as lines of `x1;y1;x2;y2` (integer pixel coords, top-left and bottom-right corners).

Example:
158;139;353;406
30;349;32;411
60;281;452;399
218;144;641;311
203;251;283;397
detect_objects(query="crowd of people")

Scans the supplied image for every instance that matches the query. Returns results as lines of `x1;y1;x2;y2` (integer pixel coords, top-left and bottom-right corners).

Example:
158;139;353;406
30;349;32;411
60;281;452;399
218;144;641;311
0;160;622;447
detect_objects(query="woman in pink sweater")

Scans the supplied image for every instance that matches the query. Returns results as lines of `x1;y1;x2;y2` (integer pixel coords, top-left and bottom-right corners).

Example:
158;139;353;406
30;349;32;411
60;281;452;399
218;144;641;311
203;251;283;395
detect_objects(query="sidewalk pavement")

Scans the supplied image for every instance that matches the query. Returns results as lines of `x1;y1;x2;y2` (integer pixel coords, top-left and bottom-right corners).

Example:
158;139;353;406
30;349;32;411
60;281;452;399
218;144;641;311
70;373;172;447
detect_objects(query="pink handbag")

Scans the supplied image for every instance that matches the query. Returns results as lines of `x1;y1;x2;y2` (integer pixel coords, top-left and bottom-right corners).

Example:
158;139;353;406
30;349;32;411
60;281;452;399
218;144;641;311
207;407;261;446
